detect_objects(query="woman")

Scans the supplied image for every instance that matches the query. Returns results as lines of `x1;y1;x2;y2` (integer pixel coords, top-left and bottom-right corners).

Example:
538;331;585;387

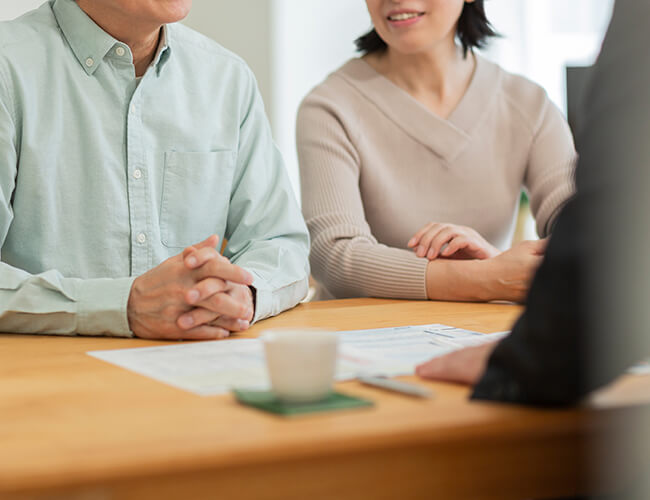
297;0;576;302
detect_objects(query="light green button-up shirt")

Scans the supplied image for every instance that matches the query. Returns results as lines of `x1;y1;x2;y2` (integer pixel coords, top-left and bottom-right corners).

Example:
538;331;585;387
0;0;310;336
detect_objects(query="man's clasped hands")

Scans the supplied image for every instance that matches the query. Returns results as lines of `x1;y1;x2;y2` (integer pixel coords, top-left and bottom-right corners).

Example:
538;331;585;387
127;235;255;340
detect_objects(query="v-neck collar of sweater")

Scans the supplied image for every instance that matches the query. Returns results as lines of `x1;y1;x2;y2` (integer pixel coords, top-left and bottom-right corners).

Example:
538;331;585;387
336;54;501;164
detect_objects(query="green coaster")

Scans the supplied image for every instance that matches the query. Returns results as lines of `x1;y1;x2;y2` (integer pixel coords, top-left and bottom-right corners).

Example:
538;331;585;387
232;389;374;416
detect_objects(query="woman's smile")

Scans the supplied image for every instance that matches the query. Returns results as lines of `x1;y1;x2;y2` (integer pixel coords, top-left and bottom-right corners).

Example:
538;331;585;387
386;9;426;28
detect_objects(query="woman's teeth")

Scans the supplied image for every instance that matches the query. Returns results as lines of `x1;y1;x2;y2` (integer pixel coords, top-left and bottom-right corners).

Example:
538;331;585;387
388;12;423;21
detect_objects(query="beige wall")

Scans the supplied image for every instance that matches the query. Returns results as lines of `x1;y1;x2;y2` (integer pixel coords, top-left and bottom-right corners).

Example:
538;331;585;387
0;0;43;20
183;1;275;120
186;0;370;196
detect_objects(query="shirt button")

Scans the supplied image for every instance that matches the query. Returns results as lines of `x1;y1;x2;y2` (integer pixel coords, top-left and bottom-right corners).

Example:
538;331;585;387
133;169;142;179
115;46;126;57
85;57;94;67
136;233;147;244
129;103;136;114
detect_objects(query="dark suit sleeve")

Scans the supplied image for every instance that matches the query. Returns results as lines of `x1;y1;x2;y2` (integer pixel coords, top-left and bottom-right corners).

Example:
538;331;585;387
472;0;650;406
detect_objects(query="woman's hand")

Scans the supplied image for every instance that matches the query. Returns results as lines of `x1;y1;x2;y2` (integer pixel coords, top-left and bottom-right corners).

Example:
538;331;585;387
425;238;547;303
408;223;500;261
481;239;547;303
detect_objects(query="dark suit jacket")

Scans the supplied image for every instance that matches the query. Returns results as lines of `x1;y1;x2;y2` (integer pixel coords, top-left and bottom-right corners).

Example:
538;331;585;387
472;0;650;405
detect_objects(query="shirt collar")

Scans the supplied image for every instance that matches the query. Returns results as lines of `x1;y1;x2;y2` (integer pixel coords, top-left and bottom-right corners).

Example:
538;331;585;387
151;26;172;76
51;0;172;77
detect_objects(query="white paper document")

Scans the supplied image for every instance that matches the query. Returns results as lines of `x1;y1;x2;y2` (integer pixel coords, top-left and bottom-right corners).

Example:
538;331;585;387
336;324;509;379
88;324;509;396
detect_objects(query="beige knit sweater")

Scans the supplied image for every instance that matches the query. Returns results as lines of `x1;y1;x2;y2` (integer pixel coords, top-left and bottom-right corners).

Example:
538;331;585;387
297;56;576;300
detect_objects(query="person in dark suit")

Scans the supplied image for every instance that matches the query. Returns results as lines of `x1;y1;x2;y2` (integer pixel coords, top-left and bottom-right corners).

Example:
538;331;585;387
418;5;650;496
416;0;650;406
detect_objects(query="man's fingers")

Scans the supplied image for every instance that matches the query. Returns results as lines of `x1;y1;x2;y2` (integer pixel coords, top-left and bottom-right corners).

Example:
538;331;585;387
183;246;197;260
177;307;220;330
186;277;229;305
180;325;231;340
177;307;251;334
210;316;251;332
184;246;225;270
193;259;254;286
184;247;254;287
183;235;219;259
199;291;252;320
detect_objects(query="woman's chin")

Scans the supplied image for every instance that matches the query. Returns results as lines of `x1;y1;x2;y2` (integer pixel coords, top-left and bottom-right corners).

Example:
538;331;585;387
387;41;441;57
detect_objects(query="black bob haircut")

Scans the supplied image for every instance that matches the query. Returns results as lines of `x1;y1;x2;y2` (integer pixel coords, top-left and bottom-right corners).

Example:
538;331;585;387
355;1;497;57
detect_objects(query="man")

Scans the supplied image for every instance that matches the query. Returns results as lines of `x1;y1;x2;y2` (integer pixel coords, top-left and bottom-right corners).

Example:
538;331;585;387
0;0;310;339
417;0;650;406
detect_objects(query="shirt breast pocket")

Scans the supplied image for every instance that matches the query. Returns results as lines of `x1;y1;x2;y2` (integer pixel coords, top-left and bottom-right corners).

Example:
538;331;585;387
160;150;236;248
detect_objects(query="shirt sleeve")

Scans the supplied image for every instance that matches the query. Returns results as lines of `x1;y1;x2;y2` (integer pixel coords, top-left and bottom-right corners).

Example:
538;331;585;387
524;96;577;237
297;91;428;300
0;69;135;337
223;67;310;323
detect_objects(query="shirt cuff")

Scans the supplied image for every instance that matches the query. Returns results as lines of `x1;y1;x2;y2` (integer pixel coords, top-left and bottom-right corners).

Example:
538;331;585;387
76;277;136;337
246;270;309;324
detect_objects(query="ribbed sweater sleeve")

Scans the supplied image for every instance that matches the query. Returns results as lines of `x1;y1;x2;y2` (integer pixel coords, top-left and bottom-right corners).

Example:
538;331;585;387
522;96;577;237
297;90;429;300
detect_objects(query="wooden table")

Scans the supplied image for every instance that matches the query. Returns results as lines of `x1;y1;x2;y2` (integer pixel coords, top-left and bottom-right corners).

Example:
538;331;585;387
1;299;649;500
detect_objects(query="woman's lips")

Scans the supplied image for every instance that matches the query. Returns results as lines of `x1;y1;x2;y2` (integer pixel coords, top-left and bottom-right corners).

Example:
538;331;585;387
386;11;425;28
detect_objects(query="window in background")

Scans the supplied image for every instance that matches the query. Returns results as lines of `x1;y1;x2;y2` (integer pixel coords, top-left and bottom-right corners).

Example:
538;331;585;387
482;0;614;242
484;0;614;113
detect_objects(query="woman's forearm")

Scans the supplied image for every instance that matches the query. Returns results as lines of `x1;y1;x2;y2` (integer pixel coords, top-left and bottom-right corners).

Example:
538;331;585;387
425;259;493;302
425;240;545;303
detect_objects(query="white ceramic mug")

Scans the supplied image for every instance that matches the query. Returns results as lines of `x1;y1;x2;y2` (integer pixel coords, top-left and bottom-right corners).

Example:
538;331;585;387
261;329;338;403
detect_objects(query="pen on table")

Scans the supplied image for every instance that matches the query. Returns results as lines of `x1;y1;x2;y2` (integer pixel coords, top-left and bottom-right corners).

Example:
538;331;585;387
357;375;434;399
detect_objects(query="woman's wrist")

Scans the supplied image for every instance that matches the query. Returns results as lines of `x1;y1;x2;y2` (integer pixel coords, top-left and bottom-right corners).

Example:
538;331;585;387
425;259;495;302
487;244;502;259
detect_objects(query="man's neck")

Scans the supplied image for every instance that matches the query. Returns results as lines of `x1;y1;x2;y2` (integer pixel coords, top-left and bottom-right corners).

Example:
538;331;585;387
76;0;162;77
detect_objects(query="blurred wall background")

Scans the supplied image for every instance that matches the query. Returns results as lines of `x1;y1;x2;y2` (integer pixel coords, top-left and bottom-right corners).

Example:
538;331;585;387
185;0;370;197
0;0;42;19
